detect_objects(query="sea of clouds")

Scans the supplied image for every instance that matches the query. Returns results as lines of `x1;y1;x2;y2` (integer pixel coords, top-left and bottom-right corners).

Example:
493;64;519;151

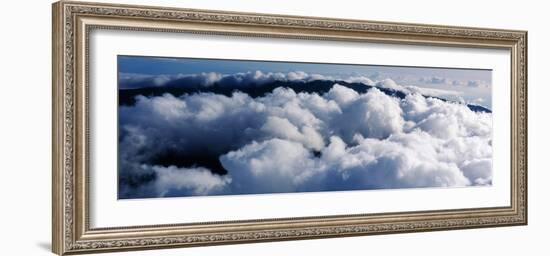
119;70;466;101
118;72;492;198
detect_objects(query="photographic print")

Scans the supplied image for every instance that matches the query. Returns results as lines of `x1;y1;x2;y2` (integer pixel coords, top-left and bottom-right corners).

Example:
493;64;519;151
53;3;527;253
117;56;493;199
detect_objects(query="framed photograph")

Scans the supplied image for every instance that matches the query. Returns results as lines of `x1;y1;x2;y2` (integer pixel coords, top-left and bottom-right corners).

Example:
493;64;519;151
52;1;527;255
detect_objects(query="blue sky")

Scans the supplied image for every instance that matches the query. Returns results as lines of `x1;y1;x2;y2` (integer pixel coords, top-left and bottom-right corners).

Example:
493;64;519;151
118;55;492;107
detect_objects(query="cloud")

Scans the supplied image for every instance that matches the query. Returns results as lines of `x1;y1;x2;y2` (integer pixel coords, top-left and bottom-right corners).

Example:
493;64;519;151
218;129;476;193
152;165;231;196
119;71;474;108
373;78;464;101
376;78;407;91
420;76;490;90
120;71;487;103
467;80;489;88
344;75;375;85
119;70;336;89
470;98;485;106
321;134;472;189
260;116;325;151
460;159;492;185
420;76;450;85
333;87;404;141
405;86;463;98
118;76;493;198
118;164;231;198
121;70;382;90
118;72;224;89
325;83;360;105
220;139;323;194
452;80;465;86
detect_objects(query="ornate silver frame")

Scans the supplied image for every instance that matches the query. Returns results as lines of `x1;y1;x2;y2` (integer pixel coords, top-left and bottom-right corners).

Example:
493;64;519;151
52;1;527;255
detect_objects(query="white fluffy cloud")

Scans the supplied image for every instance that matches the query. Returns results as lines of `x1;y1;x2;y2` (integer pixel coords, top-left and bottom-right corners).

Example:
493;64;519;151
405;86;463;99
376;78;406;91
344;75;375;85
333;86;404;140
152;165;231;196
320;134;472;189
374;77;465;102
119;70;338;89
119;78;492;198
118;164;231;198
220;139;323;194
120;70;487;106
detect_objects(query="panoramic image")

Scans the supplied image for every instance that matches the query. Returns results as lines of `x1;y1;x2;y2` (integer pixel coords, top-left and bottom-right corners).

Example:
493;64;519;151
117;55;493;199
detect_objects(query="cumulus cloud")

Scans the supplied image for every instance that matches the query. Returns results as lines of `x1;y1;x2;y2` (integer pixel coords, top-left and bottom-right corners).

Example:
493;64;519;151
260;116;325;151
220;139;323;194
373;78;464;101
120;71;482;102
452;80;464;86
118;164;230;198
320;134;472;189
467;80;489;88
344;75;375;85
419;76;460;85
447;79;490;89
376;78;407;91
120;70;471;106
420;76;490;90
119;75;493;198
460;159;492;185
333;86;404;141
152;165;231;196
118;72;223;89
119;70;337;89
404;86;463;99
